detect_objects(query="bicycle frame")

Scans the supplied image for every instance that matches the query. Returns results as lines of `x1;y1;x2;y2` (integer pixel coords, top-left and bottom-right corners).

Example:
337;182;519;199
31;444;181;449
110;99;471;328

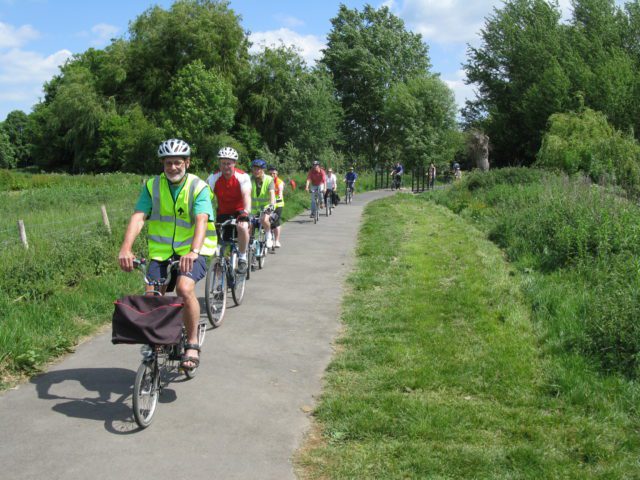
131;258;203;428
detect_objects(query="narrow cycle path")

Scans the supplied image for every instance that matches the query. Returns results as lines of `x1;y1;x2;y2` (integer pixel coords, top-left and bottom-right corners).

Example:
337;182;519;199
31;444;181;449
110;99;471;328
0;189;393;480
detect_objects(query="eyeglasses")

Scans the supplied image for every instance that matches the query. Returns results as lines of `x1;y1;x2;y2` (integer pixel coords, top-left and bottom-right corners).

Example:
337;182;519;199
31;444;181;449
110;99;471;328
163;158;185;167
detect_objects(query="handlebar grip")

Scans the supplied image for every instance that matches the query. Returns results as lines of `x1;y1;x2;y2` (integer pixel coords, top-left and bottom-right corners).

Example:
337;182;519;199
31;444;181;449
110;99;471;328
133;258;146;267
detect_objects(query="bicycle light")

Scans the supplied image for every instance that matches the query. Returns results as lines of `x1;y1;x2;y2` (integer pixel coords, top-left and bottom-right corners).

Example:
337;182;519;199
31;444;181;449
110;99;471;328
140;344;153;359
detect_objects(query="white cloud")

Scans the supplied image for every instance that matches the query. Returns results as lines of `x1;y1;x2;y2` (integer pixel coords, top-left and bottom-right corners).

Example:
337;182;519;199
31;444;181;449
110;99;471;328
400;0;495;45
0;48;72;84
380;0;397;9
442;69;477;112
90;23;119;46
0;21;39;48
249;28;325;65
400;0;625;46
273;14;305;28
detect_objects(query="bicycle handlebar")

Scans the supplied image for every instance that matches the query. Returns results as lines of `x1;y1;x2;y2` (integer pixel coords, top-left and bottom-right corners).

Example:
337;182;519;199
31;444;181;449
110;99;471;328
215;218;237;228
133;257;179;287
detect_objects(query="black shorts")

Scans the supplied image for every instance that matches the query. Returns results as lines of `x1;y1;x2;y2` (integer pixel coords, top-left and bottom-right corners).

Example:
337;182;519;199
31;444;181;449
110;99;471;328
270;207;283;228
148;254;207;291
216;212;249;242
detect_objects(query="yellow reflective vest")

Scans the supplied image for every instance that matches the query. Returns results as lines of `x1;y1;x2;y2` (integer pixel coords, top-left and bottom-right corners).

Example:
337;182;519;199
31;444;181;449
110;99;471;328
251;174;274;214
146;173;217;261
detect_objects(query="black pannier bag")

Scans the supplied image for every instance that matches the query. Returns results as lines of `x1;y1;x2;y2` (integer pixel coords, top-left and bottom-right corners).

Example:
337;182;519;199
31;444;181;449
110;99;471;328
332;191;340;205
112;295;184;345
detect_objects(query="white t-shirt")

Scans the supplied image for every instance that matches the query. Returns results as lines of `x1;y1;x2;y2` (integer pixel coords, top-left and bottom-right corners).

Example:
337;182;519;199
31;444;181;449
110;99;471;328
326;173;337;190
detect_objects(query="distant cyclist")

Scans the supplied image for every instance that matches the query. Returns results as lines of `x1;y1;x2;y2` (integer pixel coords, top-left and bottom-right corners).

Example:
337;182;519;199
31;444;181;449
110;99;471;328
452;162;462;181
268;165;285;248
324;167;338;208
206;147;252;274
305;161;327;217
119;139;216;371
345;166;357;196
250;158;276;249
389;162;404;190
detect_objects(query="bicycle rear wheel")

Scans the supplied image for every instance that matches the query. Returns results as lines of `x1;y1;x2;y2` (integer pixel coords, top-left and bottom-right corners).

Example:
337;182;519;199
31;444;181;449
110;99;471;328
258;243;266;269
205;258;227;328
230;252;247;305
133;360;160;429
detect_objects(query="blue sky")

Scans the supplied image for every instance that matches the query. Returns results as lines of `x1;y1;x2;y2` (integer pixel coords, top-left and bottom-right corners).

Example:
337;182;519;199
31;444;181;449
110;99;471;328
0;0;603;121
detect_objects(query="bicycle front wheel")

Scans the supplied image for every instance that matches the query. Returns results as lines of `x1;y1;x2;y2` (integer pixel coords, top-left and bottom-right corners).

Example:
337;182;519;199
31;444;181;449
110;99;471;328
133;360;160;429
230;252;247;305
205;258;227;328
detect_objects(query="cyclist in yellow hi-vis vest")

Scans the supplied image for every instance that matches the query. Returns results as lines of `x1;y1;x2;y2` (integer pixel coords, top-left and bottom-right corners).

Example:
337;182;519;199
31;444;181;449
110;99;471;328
118;139;216;371
250;159;276;248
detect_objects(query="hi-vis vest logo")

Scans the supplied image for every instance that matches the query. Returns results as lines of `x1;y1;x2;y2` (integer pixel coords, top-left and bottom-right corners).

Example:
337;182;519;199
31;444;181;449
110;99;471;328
177;207;185;216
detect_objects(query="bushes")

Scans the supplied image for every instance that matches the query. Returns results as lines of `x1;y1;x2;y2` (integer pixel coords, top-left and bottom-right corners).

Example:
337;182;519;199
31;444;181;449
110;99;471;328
537;108;640;196
430;168;640;378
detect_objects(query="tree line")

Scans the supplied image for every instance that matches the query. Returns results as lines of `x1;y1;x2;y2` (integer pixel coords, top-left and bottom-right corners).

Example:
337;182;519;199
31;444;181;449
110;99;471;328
0;0;458;174
465;0;640;175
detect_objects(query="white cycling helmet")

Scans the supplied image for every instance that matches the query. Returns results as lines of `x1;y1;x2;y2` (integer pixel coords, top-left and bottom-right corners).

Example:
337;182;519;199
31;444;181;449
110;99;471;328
158;138;191;158
217;146;239;161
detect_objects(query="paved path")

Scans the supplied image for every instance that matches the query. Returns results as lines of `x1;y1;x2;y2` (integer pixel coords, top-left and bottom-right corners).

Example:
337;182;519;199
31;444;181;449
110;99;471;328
0;189;393;480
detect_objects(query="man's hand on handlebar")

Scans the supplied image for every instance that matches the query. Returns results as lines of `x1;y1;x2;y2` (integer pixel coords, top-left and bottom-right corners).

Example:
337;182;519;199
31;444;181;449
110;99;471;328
118;250;136;272
180;250;198;274
236;209;250;222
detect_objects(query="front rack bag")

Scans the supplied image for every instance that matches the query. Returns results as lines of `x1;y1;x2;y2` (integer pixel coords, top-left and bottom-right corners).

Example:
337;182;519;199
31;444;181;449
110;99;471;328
112;295;184;345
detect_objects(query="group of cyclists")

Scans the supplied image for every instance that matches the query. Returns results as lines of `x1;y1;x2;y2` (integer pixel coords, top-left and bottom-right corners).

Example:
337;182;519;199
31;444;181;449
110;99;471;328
304;160;358;217
118;139;356;371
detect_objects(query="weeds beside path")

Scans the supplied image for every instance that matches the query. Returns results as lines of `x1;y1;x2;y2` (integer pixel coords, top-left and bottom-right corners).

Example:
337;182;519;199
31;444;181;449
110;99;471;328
297;194;639;478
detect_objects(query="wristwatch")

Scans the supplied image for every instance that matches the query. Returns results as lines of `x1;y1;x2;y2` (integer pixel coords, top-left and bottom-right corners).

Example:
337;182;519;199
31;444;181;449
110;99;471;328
190;248;200;254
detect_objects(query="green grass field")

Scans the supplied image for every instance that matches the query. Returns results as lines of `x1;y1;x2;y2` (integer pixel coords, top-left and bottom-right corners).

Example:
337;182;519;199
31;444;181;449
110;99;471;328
297;194;640;478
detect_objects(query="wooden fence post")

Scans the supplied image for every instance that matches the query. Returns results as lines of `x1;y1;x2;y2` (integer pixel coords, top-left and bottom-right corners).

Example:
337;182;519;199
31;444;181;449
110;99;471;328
100;205;111;235
18;220;28;249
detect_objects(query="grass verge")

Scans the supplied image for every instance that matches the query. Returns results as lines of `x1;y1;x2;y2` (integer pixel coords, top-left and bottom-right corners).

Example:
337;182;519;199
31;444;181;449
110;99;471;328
296;194;640;478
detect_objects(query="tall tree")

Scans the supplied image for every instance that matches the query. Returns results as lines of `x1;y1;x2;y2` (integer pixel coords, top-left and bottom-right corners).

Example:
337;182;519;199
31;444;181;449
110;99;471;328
284;69;343;166
0;127;16;169
239;46;306;153
384;75;459;169
163;60;237;156
322;4;431;166
126;0;249;111
30;66;108;171
464;0;568;166
2;110;30;167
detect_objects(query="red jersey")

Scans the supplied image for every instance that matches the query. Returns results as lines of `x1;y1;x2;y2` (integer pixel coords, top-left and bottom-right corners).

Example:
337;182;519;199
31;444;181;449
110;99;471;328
206;168;251;215
307;168;326;186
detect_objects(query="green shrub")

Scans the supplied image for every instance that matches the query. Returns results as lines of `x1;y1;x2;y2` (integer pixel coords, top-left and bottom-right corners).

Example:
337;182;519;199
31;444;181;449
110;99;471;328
580;255;640;377
430;168;640;378
536;108;640;196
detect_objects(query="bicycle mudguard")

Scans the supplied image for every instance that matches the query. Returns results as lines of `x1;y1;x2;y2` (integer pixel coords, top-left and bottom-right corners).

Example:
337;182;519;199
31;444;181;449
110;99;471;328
112;295;184;345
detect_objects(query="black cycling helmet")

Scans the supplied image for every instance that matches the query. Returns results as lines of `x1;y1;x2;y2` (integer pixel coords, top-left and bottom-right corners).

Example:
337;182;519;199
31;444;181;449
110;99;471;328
312;161;320;166
267;165;277;171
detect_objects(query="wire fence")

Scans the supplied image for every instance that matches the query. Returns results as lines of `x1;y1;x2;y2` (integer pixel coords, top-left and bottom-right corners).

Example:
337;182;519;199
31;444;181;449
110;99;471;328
0;203;136;250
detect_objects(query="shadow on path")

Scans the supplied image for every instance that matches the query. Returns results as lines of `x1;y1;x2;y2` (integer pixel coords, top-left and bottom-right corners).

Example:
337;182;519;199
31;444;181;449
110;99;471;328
29;367;178;434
